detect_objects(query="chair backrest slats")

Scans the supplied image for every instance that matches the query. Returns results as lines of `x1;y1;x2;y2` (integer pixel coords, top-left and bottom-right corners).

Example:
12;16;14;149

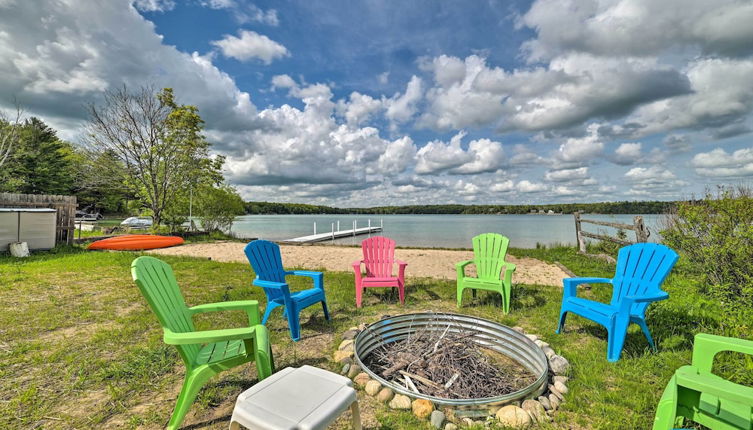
244;240;287;300
611;243;679;313
472;233;510;280
131;256;199;364
362;236;396;277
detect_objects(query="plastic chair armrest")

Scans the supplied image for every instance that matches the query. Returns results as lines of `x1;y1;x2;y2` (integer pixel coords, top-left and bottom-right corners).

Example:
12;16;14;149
562;277;612;298
619;292;669;314
286;270;324;289
253;278;288;290
503;262;516;285
188;300;261;326
676;369;753;406
692;333;753;372
456;260;473;278
163;326;257;345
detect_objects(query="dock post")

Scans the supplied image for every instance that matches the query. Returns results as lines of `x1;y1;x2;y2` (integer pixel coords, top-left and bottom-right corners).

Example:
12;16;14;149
337;220;340;232
314;222;316;235
331;222;334;243
368;219;371;229
380;218;383;229
353;220;356;238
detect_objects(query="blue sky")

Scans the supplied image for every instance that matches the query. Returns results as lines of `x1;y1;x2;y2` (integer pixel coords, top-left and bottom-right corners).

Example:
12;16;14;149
2;0;753;206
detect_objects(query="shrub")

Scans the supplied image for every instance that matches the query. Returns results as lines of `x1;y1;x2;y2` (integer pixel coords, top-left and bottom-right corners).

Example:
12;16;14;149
196;185;245;232
661;186;753;332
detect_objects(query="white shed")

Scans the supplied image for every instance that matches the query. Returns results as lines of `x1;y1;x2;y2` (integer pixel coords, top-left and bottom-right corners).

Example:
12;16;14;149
0;208;57;252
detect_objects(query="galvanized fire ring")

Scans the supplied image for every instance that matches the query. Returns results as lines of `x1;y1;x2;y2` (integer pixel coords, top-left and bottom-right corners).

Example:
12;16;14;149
353;312;549;410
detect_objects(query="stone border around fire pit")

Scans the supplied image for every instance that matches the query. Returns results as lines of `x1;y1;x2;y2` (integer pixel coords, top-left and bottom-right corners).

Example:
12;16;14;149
333;321;571;429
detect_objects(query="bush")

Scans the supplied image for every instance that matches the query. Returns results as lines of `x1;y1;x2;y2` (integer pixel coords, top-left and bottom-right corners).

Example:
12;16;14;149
196;185;245;232
661;186;753;332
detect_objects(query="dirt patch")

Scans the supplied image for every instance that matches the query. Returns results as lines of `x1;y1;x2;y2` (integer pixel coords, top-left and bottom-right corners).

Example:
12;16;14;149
149;242;568;287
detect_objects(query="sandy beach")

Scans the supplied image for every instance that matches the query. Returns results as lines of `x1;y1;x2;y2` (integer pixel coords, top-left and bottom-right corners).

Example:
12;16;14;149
149;241;569;287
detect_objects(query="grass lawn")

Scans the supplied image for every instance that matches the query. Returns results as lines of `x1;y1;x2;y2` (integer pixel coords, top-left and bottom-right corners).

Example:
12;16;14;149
0;245;746;429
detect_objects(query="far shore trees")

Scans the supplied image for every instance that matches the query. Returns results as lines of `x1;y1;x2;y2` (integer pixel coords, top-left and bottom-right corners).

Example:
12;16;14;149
85;86;223;226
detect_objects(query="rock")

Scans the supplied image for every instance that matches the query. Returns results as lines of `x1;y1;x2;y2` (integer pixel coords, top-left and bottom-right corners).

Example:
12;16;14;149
525;334;538;342
554;380;569;395
358;323;367;331
548;393;561;410
549;355;570;375
341;363;350;375
521;399;547;423
548;384;563;401
461;417;474;427
542;346;556;360
342;329;359;340
412;399;434;419
389;394;411;410
430;410;445;428
512;326;525;333
377;387;394;402
380;314;391;320
365;380;381;396
534;339;549;348
353;372;370;387
334;350;354;363
444;423;457;430
348;326;359;331
495;405;532;428
347;364;361;378
338;339;354;351
553;375;569;384
537;396;552;411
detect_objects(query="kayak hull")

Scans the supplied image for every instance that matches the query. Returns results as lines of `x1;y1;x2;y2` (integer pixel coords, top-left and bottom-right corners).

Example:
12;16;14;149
87;235;184;251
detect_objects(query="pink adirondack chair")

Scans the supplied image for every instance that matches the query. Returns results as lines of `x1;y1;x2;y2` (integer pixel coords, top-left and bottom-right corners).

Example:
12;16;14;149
352;236;407;308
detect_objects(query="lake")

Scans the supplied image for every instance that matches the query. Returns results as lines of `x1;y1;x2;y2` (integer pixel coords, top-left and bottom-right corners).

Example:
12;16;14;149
230;213;665;248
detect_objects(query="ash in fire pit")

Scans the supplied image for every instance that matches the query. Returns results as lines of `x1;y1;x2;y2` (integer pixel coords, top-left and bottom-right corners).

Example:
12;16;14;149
363;326;537;399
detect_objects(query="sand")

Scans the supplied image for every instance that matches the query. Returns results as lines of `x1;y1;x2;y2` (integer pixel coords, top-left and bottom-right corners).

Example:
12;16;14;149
149;242;569;287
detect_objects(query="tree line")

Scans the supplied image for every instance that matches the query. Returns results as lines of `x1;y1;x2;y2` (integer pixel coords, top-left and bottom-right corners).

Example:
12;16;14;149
0;86;244;232
245;200;677;215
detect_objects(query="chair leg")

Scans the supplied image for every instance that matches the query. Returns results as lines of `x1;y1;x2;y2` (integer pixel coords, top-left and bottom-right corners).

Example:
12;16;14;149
652;375;679;430
501;284;511;314
261;303;277;325
397;283;405;305
636;318;656;351
555;310;568;334
607;318;630;362
355;283;363;308
284;304;301;341
321;300;331;320
167;369;212;430
456;285;464;308
350;401;362;430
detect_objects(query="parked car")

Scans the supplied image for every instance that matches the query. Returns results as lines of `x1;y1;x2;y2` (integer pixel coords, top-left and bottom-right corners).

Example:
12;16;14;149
120;217;153;229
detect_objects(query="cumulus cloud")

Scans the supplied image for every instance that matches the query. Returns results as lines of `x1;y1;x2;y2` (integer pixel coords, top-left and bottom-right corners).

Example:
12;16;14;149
337;92;382;126
201;0;279;26
211;30;288;63
133;0;175;12
554;124;604;166
516;180;548;193
544;167;589;182
414;132;505;175
691;147;753;177
384;75;423;125
520;0;753;60
612;143;643;165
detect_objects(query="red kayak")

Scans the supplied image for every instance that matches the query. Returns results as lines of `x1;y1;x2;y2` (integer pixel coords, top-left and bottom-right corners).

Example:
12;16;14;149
87;234;184;251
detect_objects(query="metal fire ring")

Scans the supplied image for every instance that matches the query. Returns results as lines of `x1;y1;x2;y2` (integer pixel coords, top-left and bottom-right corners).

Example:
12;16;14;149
353;312;549;411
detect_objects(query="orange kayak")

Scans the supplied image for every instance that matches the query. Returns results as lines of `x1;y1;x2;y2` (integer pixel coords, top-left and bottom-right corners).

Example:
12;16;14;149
87;234;184;251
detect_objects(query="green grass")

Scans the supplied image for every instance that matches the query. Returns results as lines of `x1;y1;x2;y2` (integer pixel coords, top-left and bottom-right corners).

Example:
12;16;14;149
0;245;749;429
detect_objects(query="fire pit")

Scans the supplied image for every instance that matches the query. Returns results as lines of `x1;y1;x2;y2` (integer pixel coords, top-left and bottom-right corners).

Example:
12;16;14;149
353;313;549;415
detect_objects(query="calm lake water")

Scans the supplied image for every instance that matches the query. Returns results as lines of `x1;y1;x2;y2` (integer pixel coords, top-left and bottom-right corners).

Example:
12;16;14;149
230;214;664;248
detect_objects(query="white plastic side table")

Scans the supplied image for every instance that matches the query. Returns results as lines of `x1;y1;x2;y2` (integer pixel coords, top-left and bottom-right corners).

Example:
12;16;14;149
230;365;362;430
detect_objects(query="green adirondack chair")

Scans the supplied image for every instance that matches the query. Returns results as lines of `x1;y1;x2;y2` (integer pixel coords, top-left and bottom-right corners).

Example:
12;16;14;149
653;333;753;430
456;233;516;313
131;256;273;430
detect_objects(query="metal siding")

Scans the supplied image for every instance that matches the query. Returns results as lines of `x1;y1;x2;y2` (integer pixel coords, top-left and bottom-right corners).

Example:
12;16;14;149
0;212;19;252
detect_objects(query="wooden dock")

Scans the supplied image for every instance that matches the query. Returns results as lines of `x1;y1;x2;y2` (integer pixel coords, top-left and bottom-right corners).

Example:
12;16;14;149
284;226;382;244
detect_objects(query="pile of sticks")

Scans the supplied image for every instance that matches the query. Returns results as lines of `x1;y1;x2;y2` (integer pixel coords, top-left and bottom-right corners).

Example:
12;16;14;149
363;324;535;399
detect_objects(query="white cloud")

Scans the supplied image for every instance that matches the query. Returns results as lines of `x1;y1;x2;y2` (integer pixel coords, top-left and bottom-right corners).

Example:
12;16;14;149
490;180;515;193
555;124;604;165
377;136;417;175
201;0;279;26
414;132;505;175
133;0;175;12
271;74;297;90
516;180;548;193
337;92;382;126
384;75;423;125
544;167;589;182
691;147;753;177
624;166;676;183
211;30;288;64
612;143;642;165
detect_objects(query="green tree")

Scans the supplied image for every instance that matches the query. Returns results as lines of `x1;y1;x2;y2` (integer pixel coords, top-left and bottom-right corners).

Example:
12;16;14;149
0;117;76;195
85;86;222;225
195;185;245;232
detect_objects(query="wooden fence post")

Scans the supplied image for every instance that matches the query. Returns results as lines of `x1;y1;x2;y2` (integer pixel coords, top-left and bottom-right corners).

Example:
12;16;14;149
634;216;648;243
574;212;586;253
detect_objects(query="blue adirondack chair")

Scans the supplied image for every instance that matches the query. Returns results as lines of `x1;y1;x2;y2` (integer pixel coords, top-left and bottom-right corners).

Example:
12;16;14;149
244;240;330;341
556;243;679;362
